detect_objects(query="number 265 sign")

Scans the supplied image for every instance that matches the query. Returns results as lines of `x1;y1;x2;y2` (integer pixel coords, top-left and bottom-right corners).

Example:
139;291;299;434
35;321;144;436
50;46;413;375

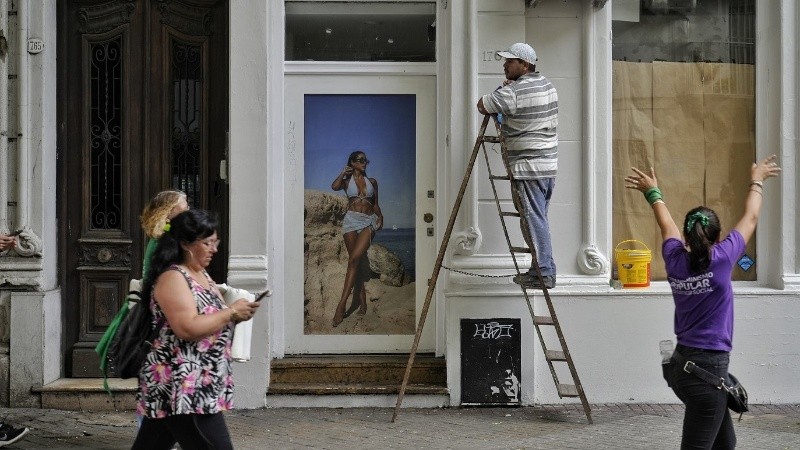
27;38;44;54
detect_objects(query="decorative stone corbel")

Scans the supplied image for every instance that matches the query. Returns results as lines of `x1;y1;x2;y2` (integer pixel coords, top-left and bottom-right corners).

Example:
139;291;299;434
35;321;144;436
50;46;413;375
14;227;42;257
577;243;609;276
451;226;482;256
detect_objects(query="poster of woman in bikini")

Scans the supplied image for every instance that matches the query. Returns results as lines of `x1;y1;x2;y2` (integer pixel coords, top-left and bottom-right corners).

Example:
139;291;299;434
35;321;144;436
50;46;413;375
303;94;416;335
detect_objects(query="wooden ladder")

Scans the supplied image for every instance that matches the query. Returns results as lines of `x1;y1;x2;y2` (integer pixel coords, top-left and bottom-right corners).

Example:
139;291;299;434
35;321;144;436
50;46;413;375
392;115;592;424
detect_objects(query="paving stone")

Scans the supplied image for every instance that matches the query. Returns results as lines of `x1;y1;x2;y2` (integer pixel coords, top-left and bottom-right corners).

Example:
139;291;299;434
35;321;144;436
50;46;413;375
0;404;798;449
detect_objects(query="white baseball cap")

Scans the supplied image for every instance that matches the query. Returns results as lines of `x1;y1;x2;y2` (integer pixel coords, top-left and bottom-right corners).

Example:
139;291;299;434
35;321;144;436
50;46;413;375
497;43;537;65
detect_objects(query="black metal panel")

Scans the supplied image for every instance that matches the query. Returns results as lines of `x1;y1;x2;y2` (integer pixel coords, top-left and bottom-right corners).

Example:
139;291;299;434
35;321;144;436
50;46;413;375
461;318;521;405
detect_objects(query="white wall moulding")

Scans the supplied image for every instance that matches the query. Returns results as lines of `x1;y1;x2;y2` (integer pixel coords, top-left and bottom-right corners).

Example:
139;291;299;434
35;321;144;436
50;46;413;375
526;0;608;8
0;256;44;287
284;61;436;75
227;255;269;292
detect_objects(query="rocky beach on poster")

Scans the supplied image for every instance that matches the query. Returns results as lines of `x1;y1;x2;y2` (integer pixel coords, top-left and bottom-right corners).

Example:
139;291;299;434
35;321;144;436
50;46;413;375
304;190;415;335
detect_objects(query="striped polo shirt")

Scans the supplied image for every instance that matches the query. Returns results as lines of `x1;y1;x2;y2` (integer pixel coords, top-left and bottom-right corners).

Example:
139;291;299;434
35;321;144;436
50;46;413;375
481;72;559;180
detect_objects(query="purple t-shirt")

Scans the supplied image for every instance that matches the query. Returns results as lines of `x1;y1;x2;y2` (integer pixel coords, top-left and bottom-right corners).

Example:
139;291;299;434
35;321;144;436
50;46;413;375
662;230;745;352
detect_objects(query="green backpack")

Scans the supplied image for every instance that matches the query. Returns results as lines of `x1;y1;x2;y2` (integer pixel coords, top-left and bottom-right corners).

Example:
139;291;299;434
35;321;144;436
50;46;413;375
95;239;158;393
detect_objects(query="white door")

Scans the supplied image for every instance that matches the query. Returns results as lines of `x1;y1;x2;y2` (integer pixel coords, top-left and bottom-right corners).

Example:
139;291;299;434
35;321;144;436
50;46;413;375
284;72;437;353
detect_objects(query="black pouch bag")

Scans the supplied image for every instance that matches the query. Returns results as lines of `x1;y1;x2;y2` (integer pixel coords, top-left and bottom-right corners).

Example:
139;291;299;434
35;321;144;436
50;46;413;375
675;349;750;421
726;373;749;415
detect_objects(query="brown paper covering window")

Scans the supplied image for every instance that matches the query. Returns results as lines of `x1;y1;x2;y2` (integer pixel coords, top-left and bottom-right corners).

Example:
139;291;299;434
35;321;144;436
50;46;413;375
612;61;755;281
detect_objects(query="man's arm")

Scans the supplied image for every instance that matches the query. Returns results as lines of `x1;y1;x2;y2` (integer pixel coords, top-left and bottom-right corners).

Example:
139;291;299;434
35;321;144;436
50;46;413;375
476;98;489;115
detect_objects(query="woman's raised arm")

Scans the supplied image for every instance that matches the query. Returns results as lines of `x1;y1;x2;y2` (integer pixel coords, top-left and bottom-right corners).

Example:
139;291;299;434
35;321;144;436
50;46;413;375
733;154;781;245
625;167;680;242
331;166;353;191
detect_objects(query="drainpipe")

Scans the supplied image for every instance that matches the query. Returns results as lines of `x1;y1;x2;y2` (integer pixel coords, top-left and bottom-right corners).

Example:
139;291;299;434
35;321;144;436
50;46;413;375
0;0;9;234
15;0;28;229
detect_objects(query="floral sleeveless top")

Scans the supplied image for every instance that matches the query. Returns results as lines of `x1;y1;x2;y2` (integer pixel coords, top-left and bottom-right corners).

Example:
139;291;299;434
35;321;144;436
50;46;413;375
137;265;234;418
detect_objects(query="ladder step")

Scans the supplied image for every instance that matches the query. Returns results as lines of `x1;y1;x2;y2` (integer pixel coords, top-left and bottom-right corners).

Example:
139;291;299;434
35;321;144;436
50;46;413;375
557;384;580;398
545;350;567;361
510;246;531;254
489;175;511;181
533;315;554;326
500;211;521;218
482;136;501;143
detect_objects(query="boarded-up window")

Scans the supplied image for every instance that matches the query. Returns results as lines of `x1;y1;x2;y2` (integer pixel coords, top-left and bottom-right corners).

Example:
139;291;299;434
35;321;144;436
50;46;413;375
612;1;756;281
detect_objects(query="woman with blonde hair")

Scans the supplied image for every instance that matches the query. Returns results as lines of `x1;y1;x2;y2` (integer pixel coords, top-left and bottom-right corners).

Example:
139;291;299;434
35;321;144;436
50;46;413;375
140;190;189;278
96;190;189;401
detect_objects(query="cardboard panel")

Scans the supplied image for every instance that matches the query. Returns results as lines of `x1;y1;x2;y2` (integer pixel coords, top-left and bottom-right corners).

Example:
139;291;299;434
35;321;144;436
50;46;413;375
613;61;755;281
612;62;660;277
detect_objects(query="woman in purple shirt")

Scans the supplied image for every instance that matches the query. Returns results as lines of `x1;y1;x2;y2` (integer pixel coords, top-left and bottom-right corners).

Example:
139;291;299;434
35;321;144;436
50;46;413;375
626;155;781;449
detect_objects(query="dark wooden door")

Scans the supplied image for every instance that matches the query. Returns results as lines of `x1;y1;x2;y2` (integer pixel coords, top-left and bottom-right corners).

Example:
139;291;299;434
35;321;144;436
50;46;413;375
57;0;229;377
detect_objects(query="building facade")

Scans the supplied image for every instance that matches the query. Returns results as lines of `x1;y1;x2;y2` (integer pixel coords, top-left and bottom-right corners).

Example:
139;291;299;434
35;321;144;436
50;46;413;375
0;0;798;409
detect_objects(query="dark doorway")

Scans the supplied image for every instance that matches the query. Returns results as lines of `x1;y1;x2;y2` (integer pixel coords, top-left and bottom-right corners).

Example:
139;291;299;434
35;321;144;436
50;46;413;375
57;0;229;377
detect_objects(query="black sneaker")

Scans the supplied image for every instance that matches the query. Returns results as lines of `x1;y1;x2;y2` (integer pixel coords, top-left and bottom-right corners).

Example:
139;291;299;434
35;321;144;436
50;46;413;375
513;273;556;289
0;422;29;447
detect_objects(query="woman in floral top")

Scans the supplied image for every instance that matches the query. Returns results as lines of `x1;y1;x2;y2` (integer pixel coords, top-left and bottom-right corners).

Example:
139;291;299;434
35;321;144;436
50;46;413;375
132;209;260;450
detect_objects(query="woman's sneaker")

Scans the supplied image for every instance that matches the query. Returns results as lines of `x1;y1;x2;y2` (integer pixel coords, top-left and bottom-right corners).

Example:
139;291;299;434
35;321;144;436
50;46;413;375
0;421;29;447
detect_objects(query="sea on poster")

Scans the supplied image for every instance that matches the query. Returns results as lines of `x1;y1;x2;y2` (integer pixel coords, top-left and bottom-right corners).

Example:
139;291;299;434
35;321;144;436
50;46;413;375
303;94;416;335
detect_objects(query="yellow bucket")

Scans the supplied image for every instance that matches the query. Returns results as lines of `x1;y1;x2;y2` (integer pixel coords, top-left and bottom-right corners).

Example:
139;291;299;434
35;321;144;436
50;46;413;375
615;240;652;288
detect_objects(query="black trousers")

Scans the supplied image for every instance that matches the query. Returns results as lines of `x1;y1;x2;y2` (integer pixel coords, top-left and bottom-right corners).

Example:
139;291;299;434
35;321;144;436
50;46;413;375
131;412;233;450
670;345;736;450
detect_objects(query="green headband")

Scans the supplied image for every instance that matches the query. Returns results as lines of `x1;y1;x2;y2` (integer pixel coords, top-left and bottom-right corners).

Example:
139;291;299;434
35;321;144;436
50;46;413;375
686;212;709;232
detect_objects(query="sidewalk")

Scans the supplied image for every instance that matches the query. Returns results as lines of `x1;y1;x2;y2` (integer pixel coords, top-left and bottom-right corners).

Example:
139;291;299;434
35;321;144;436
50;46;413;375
1;404;799;449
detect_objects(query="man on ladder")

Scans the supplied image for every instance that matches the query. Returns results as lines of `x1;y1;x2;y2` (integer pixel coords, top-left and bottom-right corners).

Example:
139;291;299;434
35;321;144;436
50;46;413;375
395;44;591;424
477;42;559;289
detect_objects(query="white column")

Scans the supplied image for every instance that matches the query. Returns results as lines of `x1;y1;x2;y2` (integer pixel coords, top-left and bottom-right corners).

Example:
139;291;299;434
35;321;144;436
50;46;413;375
576;1;611;277
227;0;272;409
16;0;28;228
448;0;483;256
0;0;9;234
776;0;800;288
